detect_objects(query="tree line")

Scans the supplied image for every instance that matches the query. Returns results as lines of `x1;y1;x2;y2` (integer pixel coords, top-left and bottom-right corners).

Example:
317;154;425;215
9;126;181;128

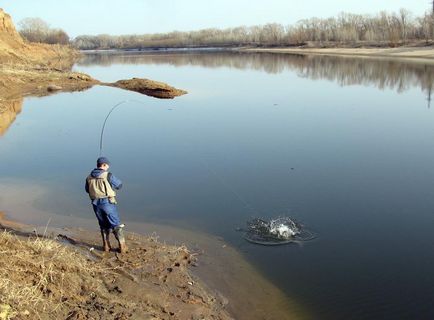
18;17;69;45
18;9;434;49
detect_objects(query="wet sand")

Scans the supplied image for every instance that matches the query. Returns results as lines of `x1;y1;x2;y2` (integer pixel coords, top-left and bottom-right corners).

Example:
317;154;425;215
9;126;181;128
0;180;311;320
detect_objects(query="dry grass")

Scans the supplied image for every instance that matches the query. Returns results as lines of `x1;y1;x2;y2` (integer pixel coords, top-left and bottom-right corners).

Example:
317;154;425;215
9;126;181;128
0;231;109;319
0;228;234;319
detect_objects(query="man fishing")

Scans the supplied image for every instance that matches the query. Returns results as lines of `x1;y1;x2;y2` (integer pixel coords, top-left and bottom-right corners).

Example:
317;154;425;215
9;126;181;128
85;157;127;253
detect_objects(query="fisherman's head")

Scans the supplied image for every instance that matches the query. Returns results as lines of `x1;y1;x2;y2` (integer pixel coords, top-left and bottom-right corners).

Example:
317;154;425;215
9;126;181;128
97;157;110;170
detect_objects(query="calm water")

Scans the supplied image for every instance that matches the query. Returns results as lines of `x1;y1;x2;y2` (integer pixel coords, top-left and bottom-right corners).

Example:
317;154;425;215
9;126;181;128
2;51;434;319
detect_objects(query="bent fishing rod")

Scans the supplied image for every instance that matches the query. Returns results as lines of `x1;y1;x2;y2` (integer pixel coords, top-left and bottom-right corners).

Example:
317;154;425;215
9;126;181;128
99;99;149;156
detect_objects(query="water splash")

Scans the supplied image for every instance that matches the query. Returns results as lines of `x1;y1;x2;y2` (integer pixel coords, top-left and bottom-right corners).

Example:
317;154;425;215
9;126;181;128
244;217;315;245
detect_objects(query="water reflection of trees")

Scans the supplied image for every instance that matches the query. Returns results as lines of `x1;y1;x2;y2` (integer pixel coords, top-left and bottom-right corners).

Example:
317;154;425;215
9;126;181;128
78;52;434;96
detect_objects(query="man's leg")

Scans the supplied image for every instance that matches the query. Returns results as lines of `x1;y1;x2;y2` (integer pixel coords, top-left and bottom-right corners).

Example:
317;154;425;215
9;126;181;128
93;204;112;252
100;229;112;252
101;203;127;253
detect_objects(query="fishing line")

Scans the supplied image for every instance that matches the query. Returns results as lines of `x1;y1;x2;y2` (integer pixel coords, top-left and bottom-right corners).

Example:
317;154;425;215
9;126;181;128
200;156;263;216
99;99;263;217
98;101;314;246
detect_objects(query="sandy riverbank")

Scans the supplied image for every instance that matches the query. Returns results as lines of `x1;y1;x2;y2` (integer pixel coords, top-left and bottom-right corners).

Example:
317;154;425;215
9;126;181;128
0;213;234;319
240;46;434;63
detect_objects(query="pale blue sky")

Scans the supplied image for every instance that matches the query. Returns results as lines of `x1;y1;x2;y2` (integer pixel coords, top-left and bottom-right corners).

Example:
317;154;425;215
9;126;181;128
1;0;430;38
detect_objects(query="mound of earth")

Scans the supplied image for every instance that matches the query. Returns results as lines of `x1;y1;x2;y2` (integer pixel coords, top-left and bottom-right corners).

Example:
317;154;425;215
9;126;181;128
108;78;188;99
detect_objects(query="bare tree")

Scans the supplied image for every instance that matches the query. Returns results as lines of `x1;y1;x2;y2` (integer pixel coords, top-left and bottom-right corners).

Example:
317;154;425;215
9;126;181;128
18;17;50;42
18;17;70;45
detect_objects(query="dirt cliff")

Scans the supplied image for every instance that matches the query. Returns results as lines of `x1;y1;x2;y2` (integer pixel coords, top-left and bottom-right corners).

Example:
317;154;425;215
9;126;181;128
0;7;98;102
0;8;77;67
0;8;20;37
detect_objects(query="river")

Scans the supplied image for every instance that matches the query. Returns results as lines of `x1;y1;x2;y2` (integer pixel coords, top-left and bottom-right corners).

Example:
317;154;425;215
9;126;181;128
2;51;434;319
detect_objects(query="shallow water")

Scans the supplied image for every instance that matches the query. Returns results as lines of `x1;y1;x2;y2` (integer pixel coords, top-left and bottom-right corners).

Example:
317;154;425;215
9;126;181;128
2;51;434;319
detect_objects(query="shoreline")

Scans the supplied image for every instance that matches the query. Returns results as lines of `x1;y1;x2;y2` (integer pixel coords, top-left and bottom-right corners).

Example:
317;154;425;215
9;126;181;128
0;63;186;101
0;177;309;320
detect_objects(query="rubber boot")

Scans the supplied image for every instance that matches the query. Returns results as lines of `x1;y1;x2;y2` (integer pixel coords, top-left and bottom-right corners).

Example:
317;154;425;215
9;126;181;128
113;225;128;253
100;229;112;252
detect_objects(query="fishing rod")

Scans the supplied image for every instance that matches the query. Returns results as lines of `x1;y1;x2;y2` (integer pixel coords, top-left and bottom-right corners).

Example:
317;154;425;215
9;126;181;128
98;99;263;216
99;99;149;156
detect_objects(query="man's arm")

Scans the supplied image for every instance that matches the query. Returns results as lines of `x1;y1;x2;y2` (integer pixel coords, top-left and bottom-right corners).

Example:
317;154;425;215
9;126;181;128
85;178;89;194
108;173;123;190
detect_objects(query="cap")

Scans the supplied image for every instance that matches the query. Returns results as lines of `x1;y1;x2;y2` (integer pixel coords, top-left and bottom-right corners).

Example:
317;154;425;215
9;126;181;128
97;156;110;167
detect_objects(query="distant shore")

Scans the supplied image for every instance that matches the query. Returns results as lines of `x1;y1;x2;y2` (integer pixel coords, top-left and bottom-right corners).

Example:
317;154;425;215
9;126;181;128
238;46;434;63
80;45;434;64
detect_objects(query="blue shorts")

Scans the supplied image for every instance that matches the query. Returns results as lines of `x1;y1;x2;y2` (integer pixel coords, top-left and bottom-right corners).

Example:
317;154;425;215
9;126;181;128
92;202;121;230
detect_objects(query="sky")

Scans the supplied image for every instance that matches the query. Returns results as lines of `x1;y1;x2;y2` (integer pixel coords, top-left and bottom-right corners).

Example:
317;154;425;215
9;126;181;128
1;0;431;38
